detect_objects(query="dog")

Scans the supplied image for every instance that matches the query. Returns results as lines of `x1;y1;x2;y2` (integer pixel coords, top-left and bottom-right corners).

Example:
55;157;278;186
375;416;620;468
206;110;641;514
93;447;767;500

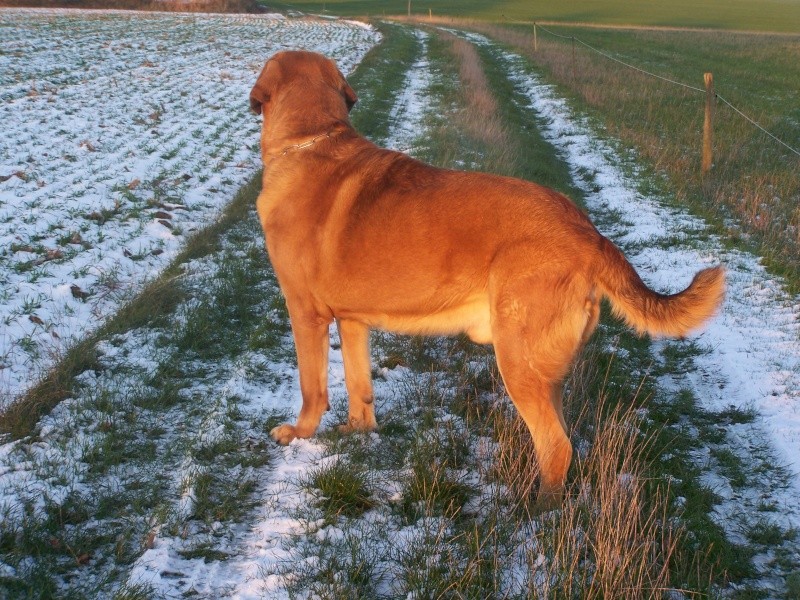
249;50;725;507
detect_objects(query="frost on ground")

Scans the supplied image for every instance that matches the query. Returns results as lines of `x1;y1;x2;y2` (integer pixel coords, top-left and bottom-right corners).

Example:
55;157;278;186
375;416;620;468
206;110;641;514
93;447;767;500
3;15;800;598
383;29;431;154
0;9;380;595
0;9;379;405
460;34;800;593
488;42;800;486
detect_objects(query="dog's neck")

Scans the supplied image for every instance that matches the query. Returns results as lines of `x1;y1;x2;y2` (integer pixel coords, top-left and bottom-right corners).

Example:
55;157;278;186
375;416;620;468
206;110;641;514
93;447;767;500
261;85;354;156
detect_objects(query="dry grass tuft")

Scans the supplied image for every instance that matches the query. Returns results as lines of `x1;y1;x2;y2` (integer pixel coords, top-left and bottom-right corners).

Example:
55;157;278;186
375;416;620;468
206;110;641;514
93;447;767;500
435;30;519;175
446;34;507;148
546;406;678;598
484;350;684;598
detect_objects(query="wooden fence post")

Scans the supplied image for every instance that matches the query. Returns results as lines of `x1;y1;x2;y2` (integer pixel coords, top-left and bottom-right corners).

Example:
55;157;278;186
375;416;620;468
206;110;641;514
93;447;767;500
571;36;576;81
703;72;714;174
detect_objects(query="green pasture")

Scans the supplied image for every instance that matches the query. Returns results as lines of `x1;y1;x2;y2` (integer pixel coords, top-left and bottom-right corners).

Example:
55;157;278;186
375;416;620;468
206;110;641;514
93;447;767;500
264;0;800;33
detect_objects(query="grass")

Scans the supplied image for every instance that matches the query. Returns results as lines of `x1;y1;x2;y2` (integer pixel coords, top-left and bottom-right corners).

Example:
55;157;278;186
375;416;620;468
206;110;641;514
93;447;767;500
282;524;382;599
304;457;375;520
420;29;583;196
294;328;694;597
0;0;262;12
398;424;475;522
292;25;800;596
0;173;283;595
262;0;800;33
345;22;424;144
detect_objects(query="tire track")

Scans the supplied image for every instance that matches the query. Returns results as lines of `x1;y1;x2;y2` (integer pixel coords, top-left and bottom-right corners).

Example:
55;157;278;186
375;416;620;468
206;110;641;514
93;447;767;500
123;27;439;599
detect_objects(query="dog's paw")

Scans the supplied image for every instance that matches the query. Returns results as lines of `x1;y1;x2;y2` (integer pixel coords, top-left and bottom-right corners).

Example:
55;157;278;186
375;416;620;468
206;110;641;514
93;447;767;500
337;416;378;434
534;488;564;514
270;423;299;445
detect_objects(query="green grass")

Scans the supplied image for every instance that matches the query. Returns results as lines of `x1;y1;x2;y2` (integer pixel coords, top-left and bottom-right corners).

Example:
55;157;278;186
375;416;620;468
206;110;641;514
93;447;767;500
346;22;423;143
173;250;268;360
189;470;259;524
397;417;475;522
304;458;375;521
263;0;800;33
281;525;381;599
418;29;582;195
786;571;800;598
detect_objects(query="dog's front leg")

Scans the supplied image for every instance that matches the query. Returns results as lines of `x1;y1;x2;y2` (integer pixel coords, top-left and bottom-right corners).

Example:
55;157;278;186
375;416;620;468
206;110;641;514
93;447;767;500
270;310;332;445
336;319;377;433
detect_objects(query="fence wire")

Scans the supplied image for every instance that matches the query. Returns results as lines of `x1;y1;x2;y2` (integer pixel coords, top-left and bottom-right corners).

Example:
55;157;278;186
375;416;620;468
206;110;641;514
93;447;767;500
535;23;800;159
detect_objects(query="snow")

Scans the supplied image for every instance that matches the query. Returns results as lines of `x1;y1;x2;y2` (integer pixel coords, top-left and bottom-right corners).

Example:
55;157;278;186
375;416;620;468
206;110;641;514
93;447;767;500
0;8;379;405
384;29;432;153
502;48;799;471
2;12;799;597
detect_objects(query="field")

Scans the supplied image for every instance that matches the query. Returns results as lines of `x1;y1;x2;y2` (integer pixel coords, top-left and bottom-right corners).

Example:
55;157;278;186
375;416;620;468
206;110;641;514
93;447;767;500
0;9;377;405
1;8;800;600
265;0;800;33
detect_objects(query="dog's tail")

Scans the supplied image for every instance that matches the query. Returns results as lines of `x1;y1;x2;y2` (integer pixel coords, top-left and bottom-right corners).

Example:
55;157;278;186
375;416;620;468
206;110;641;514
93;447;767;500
595;237;725;337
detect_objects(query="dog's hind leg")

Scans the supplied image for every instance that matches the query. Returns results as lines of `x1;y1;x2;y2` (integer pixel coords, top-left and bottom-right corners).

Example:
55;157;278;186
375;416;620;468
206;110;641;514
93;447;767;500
493;348;572;510
271;311;331;445
490;271;590;509
337;319;378;433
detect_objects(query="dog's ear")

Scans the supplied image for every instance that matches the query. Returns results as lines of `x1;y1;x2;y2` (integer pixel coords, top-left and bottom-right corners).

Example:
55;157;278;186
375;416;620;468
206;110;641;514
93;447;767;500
327;62;357;112
342;79;358;111
338;69;358;111
249;88;266;115
250;58;281;115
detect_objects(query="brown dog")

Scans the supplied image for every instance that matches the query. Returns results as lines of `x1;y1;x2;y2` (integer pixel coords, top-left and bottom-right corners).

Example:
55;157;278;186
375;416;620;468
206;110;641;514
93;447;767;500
250;50;725;507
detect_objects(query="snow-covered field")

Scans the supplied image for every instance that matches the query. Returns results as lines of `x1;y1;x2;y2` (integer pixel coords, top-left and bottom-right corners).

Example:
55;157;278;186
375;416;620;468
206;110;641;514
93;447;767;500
391;27;800;594
0;8;379;404
461;34;800;589
127;29;800;597
1;11;799;598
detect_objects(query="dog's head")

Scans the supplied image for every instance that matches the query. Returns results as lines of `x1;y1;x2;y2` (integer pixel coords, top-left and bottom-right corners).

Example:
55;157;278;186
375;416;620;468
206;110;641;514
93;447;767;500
249;51;358;116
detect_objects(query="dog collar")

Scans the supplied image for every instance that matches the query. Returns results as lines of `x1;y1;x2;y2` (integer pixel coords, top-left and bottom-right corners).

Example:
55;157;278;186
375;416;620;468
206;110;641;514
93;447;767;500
269;128;342;159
